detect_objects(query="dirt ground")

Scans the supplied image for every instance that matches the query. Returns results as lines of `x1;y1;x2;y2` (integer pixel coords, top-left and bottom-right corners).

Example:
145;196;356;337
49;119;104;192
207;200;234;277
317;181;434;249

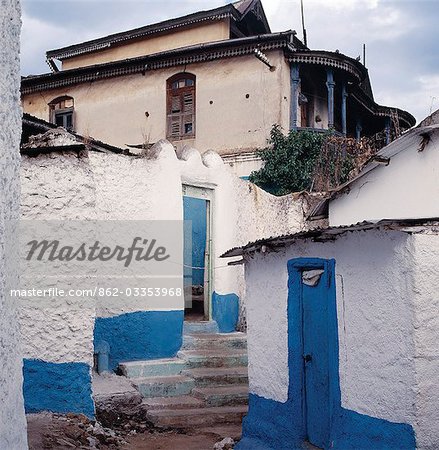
27;413;240;450
123;429;231;450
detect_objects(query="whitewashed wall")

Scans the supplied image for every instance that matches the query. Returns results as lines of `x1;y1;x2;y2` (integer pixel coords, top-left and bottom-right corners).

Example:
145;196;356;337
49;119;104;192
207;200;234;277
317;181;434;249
20;138;313;366
21;151;97;367
411;233;439;449
245;230;418;426
0;0;28;447
329;128;439;226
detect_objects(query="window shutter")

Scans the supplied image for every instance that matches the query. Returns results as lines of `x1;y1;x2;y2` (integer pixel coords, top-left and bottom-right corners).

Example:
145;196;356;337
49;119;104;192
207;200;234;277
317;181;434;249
167;75;195;139
171;95;181;113
169;116;181;138
183;92;194;113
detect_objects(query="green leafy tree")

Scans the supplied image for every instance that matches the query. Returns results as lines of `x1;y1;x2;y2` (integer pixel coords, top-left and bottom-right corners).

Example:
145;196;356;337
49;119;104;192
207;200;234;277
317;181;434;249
249;125;366;195
249;125;327;195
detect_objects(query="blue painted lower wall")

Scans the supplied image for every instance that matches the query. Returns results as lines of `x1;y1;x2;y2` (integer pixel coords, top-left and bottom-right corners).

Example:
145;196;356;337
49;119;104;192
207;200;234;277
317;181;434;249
237;394;304;450
331;407;415;449
212;292;239;333
237;395;415;450
23;359;94;418
94;310;184;370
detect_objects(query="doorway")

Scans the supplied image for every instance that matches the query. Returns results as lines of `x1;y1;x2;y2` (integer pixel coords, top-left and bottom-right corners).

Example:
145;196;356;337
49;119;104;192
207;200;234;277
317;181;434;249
182;184;213;321
288;258;337;449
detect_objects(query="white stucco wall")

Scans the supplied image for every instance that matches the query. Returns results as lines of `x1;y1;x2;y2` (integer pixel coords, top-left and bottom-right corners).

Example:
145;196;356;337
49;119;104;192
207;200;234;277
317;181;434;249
19;138;312;365
20;145;184;364
244;230;418;428
329;128;439;226
20;151;97;366
411;233;439;449
0;0;28;447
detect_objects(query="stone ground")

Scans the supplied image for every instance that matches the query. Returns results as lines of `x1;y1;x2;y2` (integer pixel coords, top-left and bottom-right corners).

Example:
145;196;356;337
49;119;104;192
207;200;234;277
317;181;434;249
26;413;240;449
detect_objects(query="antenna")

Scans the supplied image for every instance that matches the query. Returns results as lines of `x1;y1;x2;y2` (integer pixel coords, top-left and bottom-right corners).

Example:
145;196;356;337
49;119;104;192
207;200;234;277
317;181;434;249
363;43;366;67
301;0;308;47
430;96;437;114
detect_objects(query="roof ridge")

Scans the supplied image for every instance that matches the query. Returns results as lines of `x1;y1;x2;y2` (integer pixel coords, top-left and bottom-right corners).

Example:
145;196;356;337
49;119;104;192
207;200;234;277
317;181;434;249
46;3;240;61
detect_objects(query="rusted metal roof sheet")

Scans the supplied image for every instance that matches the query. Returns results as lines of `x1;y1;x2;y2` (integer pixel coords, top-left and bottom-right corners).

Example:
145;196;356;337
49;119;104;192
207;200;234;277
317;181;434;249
221;218;439;258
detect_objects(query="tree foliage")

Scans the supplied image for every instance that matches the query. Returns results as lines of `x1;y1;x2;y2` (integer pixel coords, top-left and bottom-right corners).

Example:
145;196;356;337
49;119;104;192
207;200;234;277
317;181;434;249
249;125;375;196
249;125;328;195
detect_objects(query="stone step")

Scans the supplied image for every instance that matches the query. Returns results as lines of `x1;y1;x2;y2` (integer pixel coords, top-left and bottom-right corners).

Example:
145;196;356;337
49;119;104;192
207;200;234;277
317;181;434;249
142;395;204;410
183;321;219;335
183;332;247;350
178;349;248;369
119;358;187;378
147;405;248;428
192;385;249;407
132;375;195;398
181;366;248;387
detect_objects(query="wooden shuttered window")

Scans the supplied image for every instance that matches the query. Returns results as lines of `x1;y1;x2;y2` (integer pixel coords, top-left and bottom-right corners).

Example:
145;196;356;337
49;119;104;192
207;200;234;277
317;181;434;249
167;74;195;140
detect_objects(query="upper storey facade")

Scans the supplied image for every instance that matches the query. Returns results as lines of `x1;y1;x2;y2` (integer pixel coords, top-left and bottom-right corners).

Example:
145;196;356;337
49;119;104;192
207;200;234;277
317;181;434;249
21;0;416;175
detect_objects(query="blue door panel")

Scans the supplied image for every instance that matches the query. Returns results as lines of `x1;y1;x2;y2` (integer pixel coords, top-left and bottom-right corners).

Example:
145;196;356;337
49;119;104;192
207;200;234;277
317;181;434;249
303;269;330;448
183;196;207;287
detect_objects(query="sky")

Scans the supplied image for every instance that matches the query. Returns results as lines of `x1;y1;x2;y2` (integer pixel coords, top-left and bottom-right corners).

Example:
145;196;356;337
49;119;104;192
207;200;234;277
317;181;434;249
21;0;439;123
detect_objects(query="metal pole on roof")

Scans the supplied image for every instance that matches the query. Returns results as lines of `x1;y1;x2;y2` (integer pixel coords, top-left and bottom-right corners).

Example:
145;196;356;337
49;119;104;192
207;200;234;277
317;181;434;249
301;0;308;47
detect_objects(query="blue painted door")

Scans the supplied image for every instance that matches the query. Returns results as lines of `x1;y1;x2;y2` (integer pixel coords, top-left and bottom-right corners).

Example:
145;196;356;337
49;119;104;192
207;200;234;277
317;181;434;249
302;267;330;449
183;196;207;317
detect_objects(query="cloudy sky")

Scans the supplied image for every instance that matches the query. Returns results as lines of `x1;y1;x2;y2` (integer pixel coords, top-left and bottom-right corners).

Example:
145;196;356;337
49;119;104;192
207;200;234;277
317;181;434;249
21;0;438;123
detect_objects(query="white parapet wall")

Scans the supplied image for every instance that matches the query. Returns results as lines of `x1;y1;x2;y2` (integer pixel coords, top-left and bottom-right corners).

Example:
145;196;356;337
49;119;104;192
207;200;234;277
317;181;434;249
0;0;28;447
19;136;318;415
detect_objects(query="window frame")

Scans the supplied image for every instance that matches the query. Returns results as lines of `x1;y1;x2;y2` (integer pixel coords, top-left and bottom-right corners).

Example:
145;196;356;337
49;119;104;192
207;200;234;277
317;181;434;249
166;73;196;140
49;96;75;132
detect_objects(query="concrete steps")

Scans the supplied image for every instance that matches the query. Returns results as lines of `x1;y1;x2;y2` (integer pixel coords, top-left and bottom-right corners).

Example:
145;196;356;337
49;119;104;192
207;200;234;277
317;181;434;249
183;321;219;334
192;385;249;407
177;349;248;368
119;321;249;430
142;395;204;410
147;405;248;428
181;366;248;387
183;332;247;350
132;375;195;398
119;358;187;378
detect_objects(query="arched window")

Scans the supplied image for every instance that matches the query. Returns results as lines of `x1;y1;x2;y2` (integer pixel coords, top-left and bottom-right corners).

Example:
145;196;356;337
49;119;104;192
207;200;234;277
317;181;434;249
166;73;195;140
49;96;74;131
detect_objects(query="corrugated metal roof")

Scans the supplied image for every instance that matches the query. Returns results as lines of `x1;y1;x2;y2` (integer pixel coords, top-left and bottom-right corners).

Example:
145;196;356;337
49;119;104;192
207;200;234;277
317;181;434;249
221;218;439;258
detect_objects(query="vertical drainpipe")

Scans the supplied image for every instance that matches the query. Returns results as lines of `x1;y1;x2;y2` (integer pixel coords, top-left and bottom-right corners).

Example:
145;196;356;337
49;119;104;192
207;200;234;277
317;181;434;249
341;82;348;136
326;68;335;130
290;63;300;130
356;120;362;142
385;116;391;145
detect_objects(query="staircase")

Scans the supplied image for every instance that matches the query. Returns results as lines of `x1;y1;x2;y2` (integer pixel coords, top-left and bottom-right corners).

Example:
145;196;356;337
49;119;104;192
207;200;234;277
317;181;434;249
119;321;249;430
